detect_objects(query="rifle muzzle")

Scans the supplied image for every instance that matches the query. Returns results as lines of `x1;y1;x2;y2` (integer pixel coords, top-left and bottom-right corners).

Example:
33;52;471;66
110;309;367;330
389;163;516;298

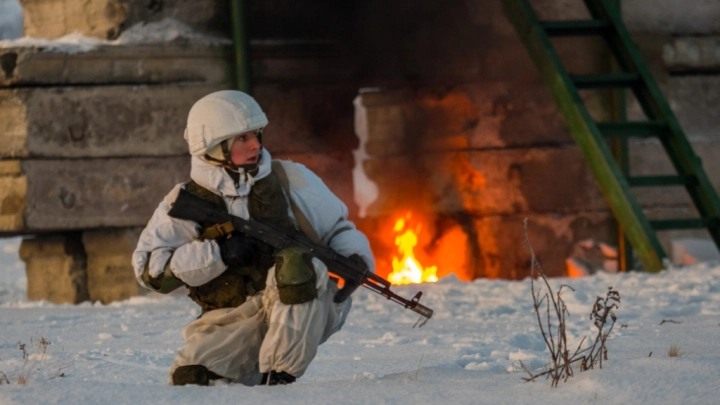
412;302;433;319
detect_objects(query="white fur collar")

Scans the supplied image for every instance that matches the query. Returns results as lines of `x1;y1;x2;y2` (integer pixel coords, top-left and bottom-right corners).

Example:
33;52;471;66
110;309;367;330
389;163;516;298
189;148;272;197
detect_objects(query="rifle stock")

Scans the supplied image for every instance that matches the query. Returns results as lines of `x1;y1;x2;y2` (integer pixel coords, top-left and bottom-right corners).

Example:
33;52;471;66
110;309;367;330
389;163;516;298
168;188;434;321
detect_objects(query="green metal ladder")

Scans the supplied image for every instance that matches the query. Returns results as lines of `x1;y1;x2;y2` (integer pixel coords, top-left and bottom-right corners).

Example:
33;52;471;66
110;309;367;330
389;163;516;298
502;0;720;272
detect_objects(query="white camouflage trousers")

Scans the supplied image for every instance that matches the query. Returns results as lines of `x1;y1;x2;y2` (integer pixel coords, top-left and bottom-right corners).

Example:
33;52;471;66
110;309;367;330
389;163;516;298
169;259;351;385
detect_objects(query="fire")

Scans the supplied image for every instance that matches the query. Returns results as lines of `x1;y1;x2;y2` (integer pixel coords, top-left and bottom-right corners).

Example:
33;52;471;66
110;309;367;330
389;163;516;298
388;213;439;285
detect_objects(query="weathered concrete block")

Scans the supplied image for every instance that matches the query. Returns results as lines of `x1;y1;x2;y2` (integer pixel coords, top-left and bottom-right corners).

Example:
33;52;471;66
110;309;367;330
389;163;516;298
662;36;720;73
0;157;190;233
360;147;611;218
20;0;230;40
659;76;720;140
0;44;232;87
18;232;88;304
628;139;720;208
625;75;720;140
623;0;720;34
354;86;610;157
535;0;720;35
0;161;26;231
255;83;359;155
0;40;359;87
250;41;359;84
20;0;128;40
0;84;224;158
83;228;142;303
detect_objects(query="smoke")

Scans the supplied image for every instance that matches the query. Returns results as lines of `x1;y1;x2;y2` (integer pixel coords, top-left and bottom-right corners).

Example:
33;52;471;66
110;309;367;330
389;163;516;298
0;0;23;40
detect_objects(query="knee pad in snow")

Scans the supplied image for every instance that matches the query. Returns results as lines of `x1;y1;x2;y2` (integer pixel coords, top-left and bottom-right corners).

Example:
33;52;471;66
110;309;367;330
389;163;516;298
274;247;318;305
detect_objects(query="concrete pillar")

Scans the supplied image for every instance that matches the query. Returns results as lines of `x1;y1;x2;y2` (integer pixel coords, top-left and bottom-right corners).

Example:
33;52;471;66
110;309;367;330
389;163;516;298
19;228;144;304
18;232;88;304
83;228;142;304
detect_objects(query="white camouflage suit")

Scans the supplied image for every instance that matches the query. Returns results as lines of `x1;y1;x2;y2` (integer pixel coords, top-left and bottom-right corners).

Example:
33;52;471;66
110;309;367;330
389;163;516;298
131;91;374;385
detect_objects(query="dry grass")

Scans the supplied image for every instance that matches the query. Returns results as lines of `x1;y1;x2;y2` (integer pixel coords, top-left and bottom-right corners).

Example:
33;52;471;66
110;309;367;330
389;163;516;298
18;341;27;360
1;337;69;385
408;353;424;381
521;219;620;387
667;342;683;358
15;373;28;385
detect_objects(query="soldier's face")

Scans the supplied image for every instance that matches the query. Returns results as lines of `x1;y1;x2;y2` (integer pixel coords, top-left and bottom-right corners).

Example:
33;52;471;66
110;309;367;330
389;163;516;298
229;130;261;165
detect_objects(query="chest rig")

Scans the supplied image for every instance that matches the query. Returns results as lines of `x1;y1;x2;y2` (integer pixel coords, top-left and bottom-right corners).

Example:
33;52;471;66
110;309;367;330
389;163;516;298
184;163;296;313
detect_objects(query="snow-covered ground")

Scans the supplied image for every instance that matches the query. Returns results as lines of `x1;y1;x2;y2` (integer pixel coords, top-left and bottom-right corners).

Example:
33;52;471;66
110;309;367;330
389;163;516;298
1;235;720;405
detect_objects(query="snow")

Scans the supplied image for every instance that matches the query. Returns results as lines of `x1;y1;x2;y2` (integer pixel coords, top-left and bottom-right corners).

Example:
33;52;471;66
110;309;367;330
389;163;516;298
0;33;106;55
1;236;720;404
0;18;230;54
113;18;231;46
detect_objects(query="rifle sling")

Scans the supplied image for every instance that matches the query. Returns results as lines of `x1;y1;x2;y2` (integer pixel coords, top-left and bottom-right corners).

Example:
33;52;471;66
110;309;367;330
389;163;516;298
271;160;323;246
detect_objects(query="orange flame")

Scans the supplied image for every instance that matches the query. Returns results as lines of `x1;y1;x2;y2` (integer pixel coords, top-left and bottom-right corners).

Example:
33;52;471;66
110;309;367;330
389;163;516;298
388;213;439;285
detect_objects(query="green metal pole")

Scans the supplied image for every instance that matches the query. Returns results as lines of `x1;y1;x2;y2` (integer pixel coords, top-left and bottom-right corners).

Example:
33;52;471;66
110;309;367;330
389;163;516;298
230;0;251;93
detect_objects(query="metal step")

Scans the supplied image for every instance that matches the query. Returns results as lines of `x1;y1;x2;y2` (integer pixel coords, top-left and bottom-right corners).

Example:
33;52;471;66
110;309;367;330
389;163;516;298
540;20;613;36
597;121;669;138
627;175;697;187
650;218;720;230
572;73;641;89
502;0;720;271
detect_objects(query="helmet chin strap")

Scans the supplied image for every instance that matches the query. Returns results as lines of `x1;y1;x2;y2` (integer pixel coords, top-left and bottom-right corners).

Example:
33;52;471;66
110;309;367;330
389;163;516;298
203;129;264;182
220;140;240;171
212;144;261;187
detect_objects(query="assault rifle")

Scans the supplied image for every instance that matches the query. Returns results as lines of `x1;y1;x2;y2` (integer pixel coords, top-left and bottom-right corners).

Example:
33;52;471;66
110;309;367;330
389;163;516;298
167;188;434;324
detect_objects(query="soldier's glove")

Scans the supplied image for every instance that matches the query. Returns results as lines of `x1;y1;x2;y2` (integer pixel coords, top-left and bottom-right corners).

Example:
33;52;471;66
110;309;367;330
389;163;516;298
218;232;256;267
333;254;367;303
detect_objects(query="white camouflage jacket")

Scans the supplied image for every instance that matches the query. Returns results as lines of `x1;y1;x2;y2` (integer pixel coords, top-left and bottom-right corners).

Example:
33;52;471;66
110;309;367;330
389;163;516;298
132;148;375;289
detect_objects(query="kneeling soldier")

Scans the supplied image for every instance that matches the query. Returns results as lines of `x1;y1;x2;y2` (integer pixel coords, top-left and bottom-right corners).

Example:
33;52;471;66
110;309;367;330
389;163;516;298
132;90;374;386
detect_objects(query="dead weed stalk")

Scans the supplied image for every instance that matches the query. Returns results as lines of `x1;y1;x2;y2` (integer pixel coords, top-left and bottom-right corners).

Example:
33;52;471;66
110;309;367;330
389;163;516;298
2;337;69;385
522;219;620;387
667;342;683;357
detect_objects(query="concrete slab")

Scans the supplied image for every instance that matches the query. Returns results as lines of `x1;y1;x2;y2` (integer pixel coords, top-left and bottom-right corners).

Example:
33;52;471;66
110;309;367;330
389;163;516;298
0;84;224;158
628;140;720;207
359;147;607;218
0;44;232;86
358;141;720;228
662;36;720;73
354;86;612;157
0;157;190;233
623;0;720;34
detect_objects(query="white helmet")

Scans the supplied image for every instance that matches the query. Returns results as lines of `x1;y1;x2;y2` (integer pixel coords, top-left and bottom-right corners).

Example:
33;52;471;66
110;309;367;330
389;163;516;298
184;90;268;165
